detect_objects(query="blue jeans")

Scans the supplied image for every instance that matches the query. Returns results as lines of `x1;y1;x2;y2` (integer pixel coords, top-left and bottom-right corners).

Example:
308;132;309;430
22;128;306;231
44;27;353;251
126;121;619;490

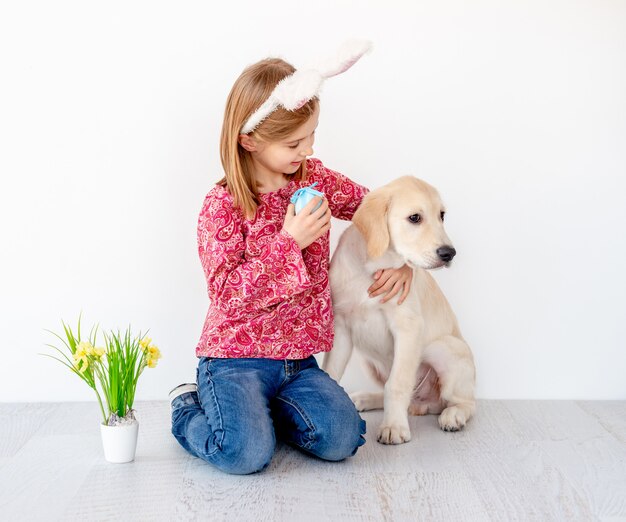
171;356;366;475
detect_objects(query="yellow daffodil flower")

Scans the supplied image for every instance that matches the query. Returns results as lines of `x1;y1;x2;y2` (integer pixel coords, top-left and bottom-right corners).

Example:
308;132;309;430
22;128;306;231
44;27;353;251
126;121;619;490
75;341;92;357
73;356;89;373
144;345;161;368
139;337;152;351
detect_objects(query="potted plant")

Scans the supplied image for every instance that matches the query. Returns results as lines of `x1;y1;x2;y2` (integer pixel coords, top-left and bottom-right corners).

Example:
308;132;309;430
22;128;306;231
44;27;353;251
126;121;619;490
42;316;161;463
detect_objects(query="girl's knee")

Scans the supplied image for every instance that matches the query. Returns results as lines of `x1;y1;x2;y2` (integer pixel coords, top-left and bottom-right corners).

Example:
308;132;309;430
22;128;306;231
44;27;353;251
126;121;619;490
312;412;366;462
171;406;276;474
204;429;276;475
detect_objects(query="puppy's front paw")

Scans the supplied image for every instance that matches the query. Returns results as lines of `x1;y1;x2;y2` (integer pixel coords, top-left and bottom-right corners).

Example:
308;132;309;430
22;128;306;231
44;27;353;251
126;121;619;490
377;423;411;444
438;406;468;432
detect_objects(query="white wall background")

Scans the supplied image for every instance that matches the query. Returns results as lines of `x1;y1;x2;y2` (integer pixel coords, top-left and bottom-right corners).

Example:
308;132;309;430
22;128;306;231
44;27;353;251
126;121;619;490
1;0;625;403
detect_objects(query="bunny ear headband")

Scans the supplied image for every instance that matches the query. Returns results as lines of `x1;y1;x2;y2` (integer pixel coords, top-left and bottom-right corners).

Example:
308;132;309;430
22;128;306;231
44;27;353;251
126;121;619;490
240;39;373;134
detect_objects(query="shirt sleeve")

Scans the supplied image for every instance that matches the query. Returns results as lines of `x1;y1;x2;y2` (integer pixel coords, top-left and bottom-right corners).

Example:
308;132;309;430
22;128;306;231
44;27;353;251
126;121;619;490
197;190;312;317
308;158;370;221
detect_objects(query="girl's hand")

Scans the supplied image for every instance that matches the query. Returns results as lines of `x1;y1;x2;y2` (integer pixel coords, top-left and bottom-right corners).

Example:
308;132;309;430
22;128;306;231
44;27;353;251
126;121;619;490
368;264;413;305
283;196;331;250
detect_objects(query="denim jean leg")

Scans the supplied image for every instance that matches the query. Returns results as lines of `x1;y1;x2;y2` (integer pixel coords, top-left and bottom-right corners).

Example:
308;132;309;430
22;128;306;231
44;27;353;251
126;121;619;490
171;390;205;459
182;357;280;475
272;356;366;461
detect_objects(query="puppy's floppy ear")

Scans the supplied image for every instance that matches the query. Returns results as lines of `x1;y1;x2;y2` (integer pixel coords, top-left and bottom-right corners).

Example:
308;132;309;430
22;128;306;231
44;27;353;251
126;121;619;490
352;189;390;258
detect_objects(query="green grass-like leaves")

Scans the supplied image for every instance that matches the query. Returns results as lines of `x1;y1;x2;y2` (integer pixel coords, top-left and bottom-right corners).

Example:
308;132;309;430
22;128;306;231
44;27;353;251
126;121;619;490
42;315;161;425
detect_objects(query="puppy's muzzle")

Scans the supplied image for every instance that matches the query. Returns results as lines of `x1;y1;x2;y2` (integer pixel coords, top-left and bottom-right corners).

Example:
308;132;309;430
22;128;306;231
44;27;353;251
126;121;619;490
436;246;456;263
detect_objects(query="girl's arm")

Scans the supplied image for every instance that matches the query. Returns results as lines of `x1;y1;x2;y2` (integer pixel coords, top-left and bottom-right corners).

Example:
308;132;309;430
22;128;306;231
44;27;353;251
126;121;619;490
308;159;369;221
198;192;312;318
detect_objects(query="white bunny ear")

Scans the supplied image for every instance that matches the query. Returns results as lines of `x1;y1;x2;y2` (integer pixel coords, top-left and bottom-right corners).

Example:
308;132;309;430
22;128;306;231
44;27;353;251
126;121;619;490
241;39;372;134
313;39;373;79
273;70;323;110
241;96;280;134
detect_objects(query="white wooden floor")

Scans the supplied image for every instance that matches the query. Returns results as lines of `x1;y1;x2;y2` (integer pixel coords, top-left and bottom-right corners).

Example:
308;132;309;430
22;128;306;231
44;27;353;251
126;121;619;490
1;400;625;521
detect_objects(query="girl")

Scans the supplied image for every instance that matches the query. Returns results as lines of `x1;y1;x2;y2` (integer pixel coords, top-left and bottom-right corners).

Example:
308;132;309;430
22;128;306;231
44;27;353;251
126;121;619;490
170;42;413;475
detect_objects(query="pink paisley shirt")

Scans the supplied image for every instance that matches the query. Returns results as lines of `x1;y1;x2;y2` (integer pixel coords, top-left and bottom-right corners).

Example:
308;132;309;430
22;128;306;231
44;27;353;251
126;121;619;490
196;158;369;360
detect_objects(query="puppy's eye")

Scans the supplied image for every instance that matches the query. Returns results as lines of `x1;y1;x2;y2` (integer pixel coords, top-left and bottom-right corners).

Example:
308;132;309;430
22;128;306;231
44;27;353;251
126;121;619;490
440;211;445;221
408;214;421;224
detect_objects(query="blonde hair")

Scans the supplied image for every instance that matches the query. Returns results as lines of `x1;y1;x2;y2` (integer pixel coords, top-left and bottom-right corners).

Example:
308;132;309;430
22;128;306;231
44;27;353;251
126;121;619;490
218;58;319;219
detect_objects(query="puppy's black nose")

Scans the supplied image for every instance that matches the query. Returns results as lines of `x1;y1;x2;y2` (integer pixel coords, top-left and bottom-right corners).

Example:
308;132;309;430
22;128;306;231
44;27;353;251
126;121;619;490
437;246;456;262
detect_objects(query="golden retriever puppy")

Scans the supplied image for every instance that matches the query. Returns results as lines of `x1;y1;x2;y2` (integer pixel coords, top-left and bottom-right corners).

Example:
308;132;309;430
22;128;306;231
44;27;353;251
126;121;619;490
323;176;476;444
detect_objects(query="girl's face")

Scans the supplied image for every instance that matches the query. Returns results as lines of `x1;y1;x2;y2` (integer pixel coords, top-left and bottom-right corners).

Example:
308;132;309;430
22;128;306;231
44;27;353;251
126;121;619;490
243;106;319;187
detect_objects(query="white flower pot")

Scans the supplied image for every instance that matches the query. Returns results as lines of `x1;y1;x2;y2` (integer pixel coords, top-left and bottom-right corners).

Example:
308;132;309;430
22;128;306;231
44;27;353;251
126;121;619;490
100;420;139;463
